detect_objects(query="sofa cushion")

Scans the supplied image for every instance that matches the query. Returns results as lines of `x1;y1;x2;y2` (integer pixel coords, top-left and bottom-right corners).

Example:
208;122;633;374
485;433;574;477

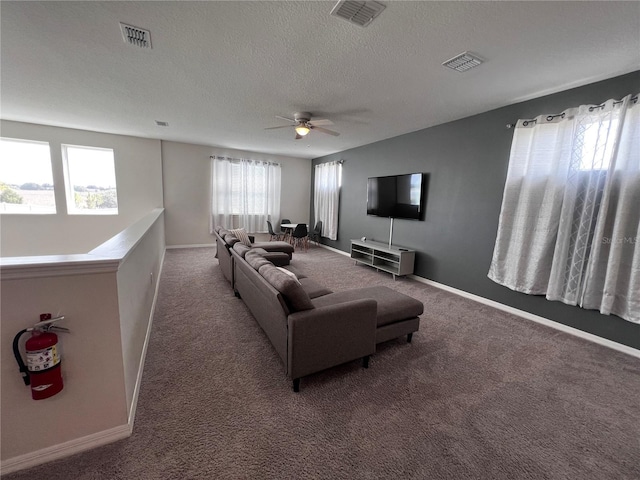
276;266;300;284
261;251;290;267
245;251;273;271
252;241;294;256
298;277;333;299
283;265;307;279
311;286;423;327
232;242;252;258
258;264;314;312
230;228;252;246
223;234;239;246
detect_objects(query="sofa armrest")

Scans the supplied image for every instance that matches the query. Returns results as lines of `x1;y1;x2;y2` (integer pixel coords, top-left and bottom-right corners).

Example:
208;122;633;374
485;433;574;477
287;299;377;380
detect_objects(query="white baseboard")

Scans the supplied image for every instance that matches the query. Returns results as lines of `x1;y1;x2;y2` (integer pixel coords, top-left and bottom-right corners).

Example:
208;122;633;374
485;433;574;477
408;275;640;359
127;247;166;427
0;424;132;476
319;244;350;257
318;244;639;359
166;243;214;249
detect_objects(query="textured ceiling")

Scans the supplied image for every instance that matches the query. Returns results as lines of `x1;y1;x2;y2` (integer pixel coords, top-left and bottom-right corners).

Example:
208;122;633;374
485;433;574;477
1;1;639;159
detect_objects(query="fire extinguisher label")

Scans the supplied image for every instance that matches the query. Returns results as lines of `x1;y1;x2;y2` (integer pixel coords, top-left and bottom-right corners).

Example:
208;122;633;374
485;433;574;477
27;345;60;371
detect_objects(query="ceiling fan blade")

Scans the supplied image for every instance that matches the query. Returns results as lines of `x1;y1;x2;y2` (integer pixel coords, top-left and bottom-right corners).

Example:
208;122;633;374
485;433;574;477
309;119;333;126
264;125;293;130
311;125;340;137
295;132;302;140
275;115;296;123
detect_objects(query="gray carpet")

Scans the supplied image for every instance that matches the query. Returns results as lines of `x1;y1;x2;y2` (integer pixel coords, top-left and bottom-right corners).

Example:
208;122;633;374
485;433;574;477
6;246;640;479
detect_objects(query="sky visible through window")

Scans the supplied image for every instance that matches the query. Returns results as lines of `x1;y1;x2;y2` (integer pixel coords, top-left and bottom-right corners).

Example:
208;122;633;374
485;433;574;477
64;145;117;189
578;118;618;171
0;138;53;184
0;138;56;213
63;145;118;214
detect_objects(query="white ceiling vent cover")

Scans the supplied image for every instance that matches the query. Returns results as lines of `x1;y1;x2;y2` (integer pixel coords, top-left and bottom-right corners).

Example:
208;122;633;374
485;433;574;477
330;1;386;27
442;52;483;72
120;22;152;49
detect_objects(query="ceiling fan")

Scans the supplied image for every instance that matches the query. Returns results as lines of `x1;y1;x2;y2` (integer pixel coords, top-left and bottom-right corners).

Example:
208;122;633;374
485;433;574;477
265;112;340;140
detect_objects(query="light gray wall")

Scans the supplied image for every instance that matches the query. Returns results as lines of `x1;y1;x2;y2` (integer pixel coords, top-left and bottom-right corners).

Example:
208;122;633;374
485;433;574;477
0;121;164;256
312;71;640;349
113;212;165;414
161;140;311;246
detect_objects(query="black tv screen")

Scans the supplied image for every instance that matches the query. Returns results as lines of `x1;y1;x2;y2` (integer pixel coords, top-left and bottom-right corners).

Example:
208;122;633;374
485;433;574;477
367;173;426;220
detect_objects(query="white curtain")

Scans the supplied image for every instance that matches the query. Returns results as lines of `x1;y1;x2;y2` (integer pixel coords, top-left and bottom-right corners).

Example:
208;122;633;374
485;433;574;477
314;161;341;241
210;156;281;233
488;94;639;323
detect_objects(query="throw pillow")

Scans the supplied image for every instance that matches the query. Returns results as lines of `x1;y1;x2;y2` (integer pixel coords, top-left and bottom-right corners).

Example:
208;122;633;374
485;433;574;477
230;228;252;247
276;267;300;284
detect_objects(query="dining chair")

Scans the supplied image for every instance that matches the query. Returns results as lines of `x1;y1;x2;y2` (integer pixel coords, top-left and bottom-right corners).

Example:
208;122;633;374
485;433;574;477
291;223;309;252
309;221;322;246
266;221;282;241
280;219;292;242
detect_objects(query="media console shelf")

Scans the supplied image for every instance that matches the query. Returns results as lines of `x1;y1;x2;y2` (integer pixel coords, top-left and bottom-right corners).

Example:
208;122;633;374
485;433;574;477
350;239;415;280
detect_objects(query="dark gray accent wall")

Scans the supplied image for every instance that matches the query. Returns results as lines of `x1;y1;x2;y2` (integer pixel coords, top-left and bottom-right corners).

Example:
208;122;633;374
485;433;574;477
312;71;639;349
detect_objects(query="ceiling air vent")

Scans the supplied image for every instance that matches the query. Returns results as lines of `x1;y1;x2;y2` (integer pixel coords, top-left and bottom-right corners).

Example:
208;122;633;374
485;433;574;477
330;1;386;27
442;52;483;72
120;22;152;49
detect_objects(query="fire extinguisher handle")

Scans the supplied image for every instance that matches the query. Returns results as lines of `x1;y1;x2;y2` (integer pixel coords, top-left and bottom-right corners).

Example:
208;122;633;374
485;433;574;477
50;326;70;333
12;329;31;386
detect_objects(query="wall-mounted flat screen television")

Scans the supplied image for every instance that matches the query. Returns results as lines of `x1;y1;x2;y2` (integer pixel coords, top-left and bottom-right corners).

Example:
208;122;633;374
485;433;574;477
367;173;427;220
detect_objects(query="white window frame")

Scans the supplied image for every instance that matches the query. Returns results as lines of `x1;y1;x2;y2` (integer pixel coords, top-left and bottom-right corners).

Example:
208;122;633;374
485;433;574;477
62;144;119;215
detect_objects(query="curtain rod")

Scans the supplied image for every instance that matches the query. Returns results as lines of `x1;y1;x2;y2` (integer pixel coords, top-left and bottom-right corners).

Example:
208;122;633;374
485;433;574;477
506;94;638;129
210;155;280;166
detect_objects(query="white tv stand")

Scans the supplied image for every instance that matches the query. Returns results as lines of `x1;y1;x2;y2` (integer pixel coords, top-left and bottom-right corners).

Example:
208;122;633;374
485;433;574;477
350;239;415;280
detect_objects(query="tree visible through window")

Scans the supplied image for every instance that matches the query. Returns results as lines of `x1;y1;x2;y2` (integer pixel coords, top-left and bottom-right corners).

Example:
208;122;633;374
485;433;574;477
62;145;118;215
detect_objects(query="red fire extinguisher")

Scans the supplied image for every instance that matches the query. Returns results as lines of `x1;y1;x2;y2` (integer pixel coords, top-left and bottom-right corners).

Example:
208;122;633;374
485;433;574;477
13;313;69;400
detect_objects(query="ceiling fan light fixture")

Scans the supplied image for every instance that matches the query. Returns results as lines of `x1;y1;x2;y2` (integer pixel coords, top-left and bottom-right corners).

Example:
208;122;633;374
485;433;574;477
295;125;310;136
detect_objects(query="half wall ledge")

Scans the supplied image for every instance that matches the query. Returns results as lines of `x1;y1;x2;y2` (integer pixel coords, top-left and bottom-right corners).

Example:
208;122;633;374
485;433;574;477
0;208;165;474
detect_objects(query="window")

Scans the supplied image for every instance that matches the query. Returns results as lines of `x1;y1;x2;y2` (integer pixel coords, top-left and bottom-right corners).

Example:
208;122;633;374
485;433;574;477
313;161;342;241
488;94;639;323
229;162;268;215
576;117;619;171
0;137;56;214
62;145;118;215
210;156;281;233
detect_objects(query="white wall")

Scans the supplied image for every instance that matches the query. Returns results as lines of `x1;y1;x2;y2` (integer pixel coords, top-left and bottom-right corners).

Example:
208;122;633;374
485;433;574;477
113;214;165;412
1;269;127;462
161;140;311;246
0;121;164;256
0;210;165;473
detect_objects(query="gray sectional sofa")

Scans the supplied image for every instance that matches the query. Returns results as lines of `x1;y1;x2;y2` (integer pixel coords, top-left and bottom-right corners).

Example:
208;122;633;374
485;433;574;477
214;226;424;391
214;227;294;284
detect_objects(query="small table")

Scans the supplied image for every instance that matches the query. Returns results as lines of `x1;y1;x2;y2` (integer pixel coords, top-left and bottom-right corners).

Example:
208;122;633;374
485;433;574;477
280;223;300;230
